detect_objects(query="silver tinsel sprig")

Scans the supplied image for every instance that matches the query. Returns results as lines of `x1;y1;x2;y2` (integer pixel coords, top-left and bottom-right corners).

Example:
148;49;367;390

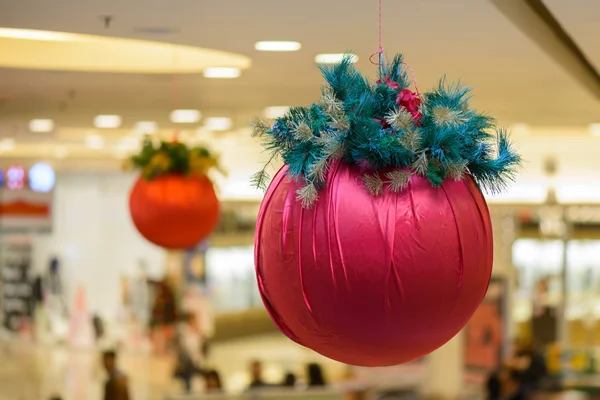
292;121;314;142
331;115;350;132
318;132;345;159
318;86;344;117
412;152;429;176
447;160;469;181
385;170;412;192
385;108;413;131
308;157;329;184
431;106;464;127
398;128;422;153
296;182;319;208
250;117;270;137
362;173;384;196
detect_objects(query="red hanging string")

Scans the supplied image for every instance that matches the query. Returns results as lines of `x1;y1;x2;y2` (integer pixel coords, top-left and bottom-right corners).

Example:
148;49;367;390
378;0;382;51
367;0;421;97
401;62;421;97
369;0;384;66
171;50;181;142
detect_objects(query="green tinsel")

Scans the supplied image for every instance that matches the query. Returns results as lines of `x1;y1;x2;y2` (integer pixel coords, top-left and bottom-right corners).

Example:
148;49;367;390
251;53;521;207
126;136;221;180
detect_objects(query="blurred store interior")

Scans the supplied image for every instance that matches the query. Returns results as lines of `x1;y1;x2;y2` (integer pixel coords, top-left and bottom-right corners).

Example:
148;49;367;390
1;0;600;399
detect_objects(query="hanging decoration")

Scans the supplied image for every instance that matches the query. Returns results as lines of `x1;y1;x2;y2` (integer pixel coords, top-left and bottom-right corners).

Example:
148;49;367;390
126;137;221;249
252;52;521;366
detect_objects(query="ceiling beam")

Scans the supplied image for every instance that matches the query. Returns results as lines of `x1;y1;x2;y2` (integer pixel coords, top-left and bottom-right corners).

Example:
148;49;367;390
490;0;600;101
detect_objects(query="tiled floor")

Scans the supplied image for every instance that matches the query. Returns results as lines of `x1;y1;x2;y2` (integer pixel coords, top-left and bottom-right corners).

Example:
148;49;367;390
0;340;178;400
1;337;591;400
0;331;344;400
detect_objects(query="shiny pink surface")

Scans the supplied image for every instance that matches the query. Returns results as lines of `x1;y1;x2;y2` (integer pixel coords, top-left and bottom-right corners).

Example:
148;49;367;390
255;161;493;366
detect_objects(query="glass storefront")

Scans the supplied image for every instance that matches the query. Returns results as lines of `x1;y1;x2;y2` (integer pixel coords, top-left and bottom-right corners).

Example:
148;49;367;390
513;238;600;347
206;246;262;313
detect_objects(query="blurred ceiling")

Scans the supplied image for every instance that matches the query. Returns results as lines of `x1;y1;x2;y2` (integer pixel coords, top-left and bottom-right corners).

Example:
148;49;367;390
0;0;598;199
0;29;251;72
0;0;598;125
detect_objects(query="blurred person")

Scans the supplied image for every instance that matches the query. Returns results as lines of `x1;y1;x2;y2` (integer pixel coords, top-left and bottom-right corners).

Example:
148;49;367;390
486;369;502;400
499;368;524;400
248;360;268;389
101;350;130;400
148;277;177;354
174;312;205;393
282;372;297;387
506;338;547;393
92;313;105;344
307;363;326;387
487;338;547;400
205;369;223;392
130;261;150;329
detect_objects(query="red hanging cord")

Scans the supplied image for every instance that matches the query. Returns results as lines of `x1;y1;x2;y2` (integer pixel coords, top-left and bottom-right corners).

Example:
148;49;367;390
369;0;384;66
366;0;421;97
401;62;421;97
171;50;181;142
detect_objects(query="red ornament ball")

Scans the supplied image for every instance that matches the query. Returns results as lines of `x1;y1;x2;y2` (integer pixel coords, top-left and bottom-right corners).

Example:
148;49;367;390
129;174;219;249
255;161;493;366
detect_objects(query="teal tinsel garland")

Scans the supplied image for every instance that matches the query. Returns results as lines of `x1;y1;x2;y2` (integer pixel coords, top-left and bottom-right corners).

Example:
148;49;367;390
251;53;521;203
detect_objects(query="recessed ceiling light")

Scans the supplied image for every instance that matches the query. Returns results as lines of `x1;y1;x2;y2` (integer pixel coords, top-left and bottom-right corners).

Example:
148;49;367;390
255;41;301;52
170;109;201;124
28;119;55;133
134;121;158;135
94;115;122;129
315;53;359;64
203;67;241;79
205;117;232;131
0;138;15;152
0;28;75;41
264;106;290;119
590;123;600;137
85;134;104;149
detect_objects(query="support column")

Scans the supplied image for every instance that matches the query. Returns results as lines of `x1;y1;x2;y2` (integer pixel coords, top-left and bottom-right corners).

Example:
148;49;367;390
424;330;464;400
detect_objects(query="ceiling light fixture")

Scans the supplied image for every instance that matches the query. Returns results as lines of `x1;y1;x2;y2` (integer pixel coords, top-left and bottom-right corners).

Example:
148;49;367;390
205;117;232;131
255;41;301;52
29;119;55;133
0;28;75;41
590;123;600;137
134;121;158;135
264;106;290;119
170;109;201;124
203;67;241;79
85;134;104;149
315;53;359;64
94;115;122;129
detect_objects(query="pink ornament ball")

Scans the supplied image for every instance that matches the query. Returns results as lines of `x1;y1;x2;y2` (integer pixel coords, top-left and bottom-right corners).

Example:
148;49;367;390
254;161;493;366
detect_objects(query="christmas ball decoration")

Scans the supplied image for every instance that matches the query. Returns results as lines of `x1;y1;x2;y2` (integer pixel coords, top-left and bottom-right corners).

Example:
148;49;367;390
256;162;492;366
252;54;520;366
129;174;219;249
126;138;221;249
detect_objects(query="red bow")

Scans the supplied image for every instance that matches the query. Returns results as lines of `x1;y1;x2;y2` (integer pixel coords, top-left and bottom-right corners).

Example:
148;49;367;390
397;89;422;123
375;77;423;127
377;76;400;90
